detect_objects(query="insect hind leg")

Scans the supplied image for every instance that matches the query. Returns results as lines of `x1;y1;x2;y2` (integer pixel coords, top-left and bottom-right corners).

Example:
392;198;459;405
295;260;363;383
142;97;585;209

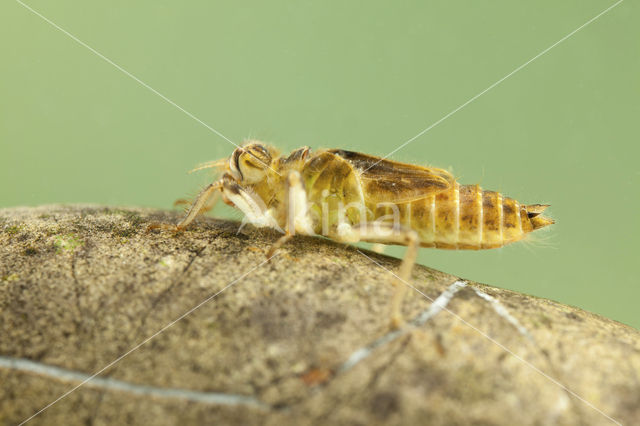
333;223;419;329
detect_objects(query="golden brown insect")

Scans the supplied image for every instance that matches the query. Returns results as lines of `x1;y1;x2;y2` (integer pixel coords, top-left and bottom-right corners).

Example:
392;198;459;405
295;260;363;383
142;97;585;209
152;141;553;327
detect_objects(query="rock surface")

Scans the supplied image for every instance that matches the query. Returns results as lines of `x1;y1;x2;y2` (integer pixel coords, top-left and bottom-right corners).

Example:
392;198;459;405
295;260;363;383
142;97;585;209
0;205;638;426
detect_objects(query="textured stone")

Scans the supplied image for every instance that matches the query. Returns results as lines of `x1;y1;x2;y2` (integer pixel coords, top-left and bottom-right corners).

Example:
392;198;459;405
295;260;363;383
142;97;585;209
0;205;638;425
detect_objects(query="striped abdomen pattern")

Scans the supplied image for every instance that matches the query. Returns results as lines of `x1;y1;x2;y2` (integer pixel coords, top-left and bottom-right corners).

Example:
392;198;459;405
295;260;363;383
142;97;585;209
373;183;553;249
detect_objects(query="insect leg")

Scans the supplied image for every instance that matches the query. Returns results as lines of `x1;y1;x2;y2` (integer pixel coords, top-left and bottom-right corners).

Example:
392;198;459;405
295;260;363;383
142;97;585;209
266;170;314;259
266;234;293;259
173;191;220;214
175;182;222;230
332;223;419;329
222;175;277;229
147;182;222;232
286;170;315;235
391;230;419;329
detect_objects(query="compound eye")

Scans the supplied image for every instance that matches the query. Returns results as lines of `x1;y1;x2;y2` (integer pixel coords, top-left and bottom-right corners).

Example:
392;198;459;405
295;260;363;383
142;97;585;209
253;144;268;157
246;144;272;166
236;144;272;184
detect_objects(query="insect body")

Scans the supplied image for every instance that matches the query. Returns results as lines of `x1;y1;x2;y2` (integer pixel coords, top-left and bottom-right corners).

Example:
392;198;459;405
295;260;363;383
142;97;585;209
300;149;553;250
155;141;553;327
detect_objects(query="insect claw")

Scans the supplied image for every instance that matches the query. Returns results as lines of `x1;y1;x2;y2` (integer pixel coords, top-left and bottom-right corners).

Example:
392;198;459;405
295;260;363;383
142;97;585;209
266;248;278;261
146;223;162;233
173;198;190;207
146;222;184;234
266;234;294;261
245;246;266;255
390;315;406;330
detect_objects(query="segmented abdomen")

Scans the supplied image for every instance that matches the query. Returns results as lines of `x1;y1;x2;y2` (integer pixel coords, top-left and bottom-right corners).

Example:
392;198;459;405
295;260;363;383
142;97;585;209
374;183;553;249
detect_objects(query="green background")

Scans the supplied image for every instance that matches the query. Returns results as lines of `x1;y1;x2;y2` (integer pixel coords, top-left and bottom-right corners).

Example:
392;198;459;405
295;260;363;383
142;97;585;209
2;1;638;328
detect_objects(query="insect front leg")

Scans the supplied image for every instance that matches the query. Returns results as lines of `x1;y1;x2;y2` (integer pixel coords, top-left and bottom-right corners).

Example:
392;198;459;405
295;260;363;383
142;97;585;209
148;182;221;232
267;170;314;259
221;175;275;229
173;191;220;215
332;223;419;329
175;182;222;230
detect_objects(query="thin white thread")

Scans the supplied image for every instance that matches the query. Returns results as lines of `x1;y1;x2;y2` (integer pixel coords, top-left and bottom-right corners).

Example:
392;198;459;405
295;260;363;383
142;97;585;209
15;0;234;146
17;254;277;425
365;0;624;172
356;250;621;425
14;0;281;177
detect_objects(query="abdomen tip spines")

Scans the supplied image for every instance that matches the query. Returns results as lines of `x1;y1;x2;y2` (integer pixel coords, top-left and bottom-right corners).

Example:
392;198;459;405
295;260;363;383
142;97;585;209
524;204;553;230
